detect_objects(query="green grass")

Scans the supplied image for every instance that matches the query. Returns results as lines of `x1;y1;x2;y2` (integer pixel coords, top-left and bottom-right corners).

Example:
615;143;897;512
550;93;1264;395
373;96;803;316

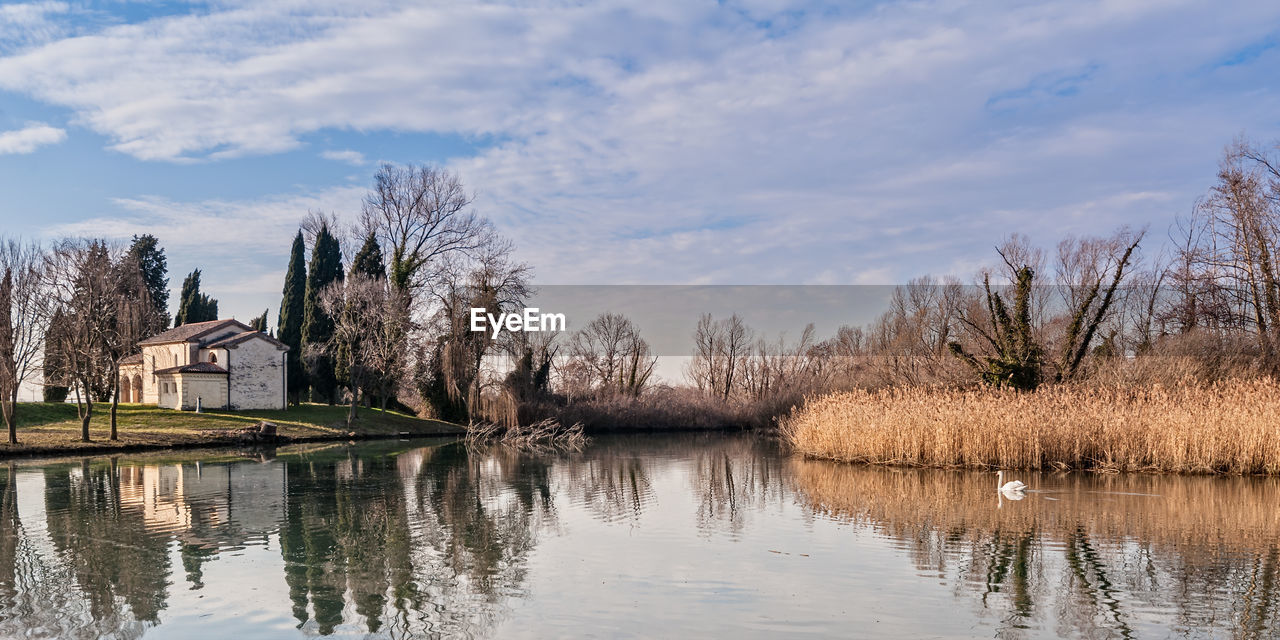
1;402;464;457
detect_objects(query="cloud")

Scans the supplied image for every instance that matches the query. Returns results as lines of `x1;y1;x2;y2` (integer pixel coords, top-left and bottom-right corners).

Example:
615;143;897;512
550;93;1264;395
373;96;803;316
46;186;366;255
44;184;368;321
0;1;68;52
5;0;1280;288
320;149;365;165
0;122;66;154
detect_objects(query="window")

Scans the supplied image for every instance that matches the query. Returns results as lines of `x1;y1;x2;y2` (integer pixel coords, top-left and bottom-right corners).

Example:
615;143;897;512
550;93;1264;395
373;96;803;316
209;353;217;364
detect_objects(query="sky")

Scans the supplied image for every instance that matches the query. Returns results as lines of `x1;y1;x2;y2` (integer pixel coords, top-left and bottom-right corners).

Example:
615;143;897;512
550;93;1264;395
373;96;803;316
0;0;1277;325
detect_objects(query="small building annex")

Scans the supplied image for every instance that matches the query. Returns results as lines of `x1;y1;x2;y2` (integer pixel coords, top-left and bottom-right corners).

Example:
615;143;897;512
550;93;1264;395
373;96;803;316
117;319;290;411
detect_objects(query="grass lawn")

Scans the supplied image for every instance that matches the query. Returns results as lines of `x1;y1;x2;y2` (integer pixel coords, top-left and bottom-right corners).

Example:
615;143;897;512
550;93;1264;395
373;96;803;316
1;402;464;458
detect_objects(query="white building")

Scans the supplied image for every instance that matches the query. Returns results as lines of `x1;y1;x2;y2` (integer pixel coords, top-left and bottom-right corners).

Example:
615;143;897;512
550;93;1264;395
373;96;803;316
118;319;290;411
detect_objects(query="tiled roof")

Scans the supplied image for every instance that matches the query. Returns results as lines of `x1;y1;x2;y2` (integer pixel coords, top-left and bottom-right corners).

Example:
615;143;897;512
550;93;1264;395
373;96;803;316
120;353;144;365
138;319;243;346
204;330;290;351
154;362;228;375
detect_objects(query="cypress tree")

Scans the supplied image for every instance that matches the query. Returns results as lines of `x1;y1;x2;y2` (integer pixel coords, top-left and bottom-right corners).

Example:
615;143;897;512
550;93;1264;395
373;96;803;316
249;310;269;332
196;294;217;322
175;270;197;326
42;308;69;402
278;231;307;404
350;232;386;279
303;225;344;404
175;270;219;325
126;234;171;331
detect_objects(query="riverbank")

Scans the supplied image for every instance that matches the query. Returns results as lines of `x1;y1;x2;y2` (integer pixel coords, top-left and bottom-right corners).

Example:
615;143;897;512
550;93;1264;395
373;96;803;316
0;403;464;459
783;379;1280;475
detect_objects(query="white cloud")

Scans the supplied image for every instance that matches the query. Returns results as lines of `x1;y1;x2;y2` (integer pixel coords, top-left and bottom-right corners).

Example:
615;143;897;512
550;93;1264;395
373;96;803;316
44;185;366;319
0;1;68;52
5;0;1280;287
0;122;65;154
320;149;365;165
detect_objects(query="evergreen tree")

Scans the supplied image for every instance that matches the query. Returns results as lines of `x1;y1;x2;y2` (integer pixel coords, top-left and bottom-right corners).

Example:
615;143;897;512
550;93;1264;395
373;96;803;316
338;232;388;402
200;296;218;321
249;309;269;332
175;269;219;325
303;225;344;404
350;232;386;280
126;234;171;331
278;231;307;404
42;308;69;402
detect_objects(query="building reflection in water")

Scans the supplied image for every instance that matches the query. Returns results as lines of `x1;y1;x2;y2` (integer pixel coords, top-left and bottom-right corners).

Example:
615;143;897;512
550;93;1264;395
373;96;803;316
2;436;1279;639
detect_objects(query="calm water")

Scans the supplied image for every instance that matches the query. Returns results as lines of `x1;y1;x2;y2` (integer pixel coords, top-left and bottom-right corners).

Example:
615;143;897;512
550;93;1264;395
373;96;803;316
1;434;1278;639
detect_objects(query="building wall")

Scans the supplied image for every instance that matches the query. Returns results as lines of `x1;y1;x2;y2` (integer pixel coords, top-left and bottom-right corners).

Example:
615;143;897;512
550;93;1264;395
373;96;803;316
118;363;144;402
142;343;195;404
156;374;179;408
175;374;228;411
228;337;286;410
197;347;228;367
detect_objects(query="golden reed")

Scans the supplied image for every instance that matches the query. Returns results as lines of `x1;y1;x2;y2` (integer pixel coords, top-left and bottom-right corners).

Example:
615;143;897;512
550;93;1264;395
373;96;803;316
782;379;1280;474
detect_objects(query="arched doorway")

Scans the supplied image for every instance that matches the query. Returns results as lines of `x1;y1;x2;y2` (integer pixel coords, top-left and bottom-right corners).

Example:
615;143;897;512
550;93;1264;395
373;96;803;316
133;375;143;402
120;376;132;404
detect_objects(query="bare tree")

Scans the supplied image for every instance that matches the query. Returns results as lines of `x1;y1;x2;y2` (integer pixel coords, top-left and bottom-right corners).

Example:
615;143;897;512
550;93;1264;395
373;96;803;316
1174;139;1280;361
568;313;657;397
104;254;154;440
0;240;48;445
360;163;489;298
45;240;118;442
688;313;723;393
301;210;359;260
687;313;752;399
1051;228;1145;377
319;273;410;427
738;324;820;399
865;275;965;385
418;234;533;422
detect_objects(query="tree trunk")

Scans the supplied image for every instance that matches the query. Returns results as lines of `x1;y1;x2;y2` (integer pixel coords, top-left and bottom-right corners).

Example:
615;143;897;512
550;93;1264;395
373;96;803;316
2;386;15;444
4;402;14;445
347;387;358;428
75;381;92;443
109;376;120;441
108;394;119;440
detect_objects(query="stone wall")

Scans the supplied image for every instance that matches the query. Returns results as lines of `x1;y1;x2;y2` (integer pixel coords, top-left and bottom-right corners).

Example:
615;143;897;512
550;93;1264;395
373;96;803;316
228;336;287;410
175;373;228;410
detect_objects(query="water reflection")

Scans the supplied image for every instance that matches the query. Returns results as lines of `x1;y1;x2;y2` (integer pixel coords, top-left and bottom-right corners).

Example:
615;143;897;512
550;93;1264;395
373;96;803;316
0;436;1278;638
789;459;1280;638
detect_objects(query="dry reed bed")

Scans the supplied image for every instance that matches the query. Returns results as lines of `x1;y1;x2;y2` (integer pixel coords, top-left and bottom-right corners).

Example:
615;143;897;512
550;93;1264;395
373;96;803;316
783;379;1280;474
791;458;1280;555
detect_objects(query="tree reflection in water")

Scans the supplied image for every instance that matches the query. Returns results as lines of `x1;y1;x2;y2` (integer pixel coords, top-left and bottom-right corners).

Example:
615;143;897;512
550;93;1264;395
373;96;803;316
278;442;557;637
789;459;1280;639
2;437;1280;638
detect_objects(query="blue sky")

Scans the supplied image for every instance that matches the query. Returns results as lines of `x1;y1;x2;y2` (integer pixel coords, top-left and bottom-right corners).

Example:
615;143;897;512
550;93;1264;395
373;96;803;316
0;0;1278;324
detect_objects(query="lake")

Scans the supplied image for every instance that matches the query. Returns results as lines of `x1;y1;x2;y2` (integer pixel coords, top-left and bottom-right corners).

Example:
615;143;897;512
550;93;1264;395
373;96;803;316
1;434;1278;639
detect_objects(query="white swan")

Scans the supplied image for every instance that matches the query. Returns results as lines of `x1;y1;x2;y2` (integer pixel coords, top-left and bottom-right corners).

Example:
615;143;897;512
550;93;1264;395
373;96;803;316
997;470;1026;493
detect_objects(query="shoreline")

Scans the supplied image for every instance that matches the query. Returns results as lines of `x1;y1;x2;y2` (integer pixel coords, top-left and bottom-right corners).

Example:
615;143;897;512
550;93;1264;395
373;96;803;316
0;425;465;462
0;402;466;462
787;450;1280;476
